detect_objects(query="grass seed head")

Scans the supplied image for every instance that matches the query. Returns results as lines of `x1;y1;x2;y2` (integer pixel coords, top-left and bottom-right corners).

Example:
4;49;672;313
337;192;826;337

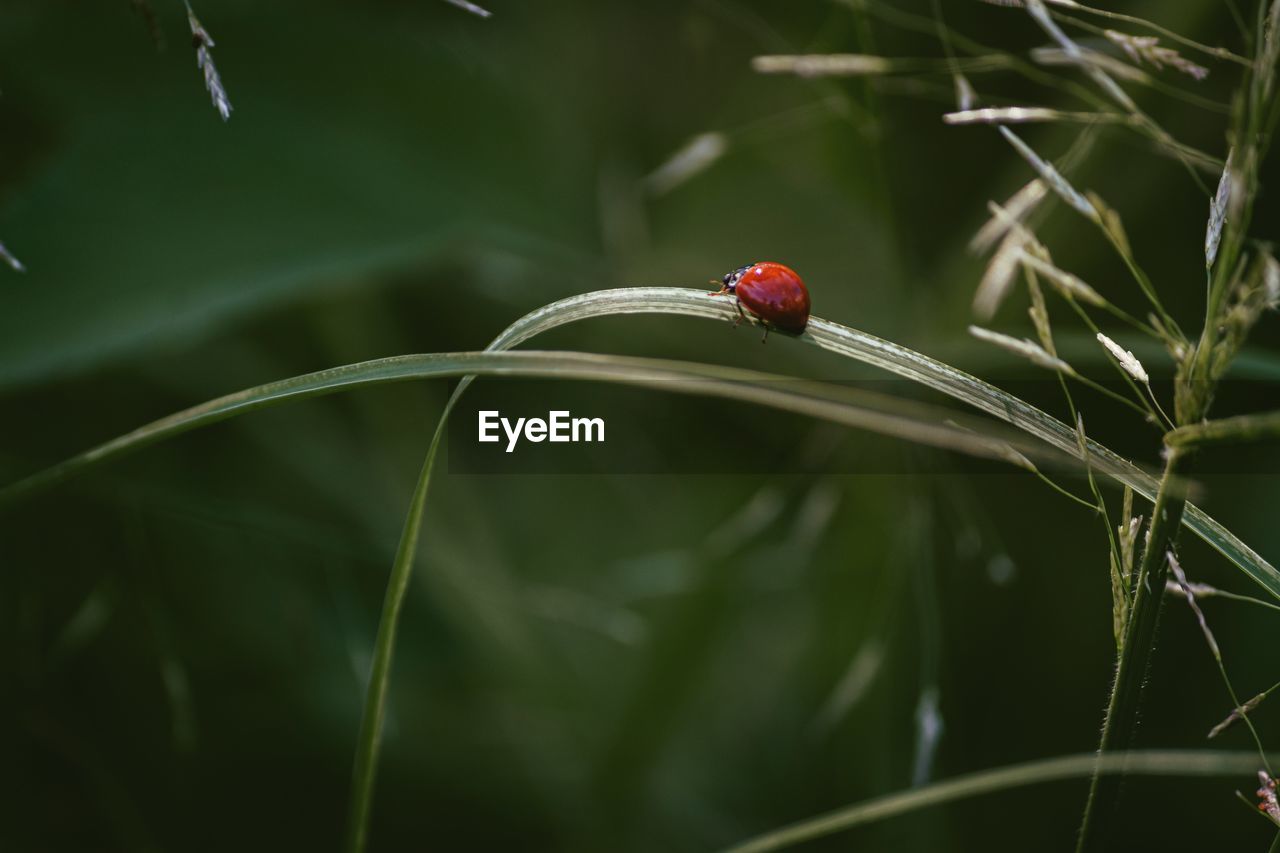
646;133;727;196
1104;30;1209;81
1017;251;1108;307
970;325;1075;374
1206;149;1236;268
974;229;1030;321
1257;771;1280;825
442;0;493;17
752;54;892;77
945;107;1067;125
0;241;24;273
1097;333;1149;383
954;74;977;111
1024;265;1056;353
1265;255;1280;308
1032;46;1152;84
1208;692;1267;739
999;127;1099;222
970;183;1047;254
186;3;232;121
979;0;1080;7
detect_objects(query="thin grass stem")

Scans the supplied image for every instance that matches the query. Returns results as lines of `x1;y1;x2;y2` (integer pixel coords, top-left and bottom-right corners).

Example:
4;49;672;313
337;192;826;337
1170;582;1280;614
720;750;1274;853
1167;410;1280;447
344;415;447;853
1031;467;1101;511
837;0;1114;110
1077;447;1192;850
1059;297;1164;426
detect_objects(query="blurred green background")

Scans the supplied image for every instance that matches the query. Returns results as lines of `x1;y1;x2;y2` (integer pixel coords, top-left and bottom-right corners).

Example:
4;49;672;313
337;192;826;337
3;1;1280;850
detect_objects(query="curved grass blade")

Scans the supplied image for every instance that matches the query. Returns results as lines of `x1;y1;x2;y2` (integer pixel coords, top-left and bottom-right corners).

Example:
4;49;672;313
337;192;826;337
334;347;1077;853
0;346;1089;853
483;287;1280;601
10;288;1267;599
0;350;1074;508
8;288;1278;853
342;287;1280;850
719;750;1274;853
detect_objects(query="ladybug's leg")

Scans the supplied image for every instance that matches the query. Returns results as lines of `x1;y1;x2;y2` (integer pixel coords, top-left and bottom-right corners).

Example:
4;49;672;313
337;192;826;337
733;299;747;328
760;323;770;344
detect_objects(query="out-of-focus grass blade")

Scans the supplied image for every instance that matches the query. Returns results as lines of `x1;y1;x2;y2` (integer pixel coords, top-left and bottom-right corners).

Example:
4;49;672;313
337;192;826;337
719;750;1276;853
0;349;1075;507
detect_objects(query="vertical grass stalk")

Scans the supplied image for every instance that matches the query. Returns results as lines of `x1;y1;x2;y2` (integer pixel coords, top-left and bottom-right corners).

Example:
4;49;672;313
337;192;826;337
1076;447;1191;849
344;414;450;853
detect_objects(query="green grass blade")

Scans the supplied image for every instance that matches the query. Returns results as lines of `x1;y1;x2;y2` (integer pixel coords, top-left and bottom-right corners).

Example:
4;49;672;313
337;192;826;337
343;286;1278;850
1166;410;1280;447
7;288;1279;853
484;287;1280;601
718;750;1274;853
13;289;1270;609
0;350;1075;507
345;419;446;853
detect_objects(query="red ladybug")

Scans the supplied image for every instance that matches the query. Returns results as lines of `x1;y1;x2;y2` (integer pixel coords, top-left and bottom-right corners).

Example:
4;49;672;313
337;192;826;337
711;261;810;340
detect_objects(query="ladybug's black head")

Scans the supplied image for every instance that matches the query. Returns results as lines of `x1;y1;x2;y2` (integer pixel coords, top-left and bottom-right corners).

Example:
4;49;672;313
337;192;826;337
722;264;752;292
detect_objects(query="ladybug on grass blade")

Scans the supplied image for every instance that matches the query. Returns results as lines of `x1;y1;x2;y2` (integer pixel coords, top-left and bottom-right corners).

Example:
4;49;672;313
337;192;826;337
710;261;810;341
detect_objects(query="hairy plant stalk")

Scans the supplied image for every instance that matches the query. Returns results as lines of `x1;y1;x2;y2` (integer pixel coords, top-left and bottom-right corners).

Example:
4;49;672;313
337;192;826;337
1077;446;1192;850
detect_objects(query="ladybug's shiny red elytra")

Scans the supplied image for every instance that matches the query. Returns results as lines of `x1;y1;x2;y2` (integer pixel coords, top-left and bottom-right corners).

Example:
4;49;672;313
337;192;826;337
711;261;811;339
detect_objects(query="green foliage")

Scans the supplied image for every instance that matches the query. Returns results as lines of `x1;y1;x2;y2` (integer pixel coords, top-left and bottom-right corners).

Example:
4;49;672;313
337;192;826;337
5;2;1280;851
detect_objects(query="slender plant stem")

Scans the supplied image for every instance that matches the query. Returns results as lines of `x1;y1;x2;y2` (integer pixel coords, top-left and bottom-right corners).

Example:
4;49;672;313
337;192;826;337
1173;583;1280;613
1072;412;1123;572
1057;296;1163;426
721;750;1271;853
1212;656;1272;773
1076;446;1192;850
842;0;1113;110
1166;409;1280;447
1144;384;1176;432
1072;371;1159;422
1094;298;1161;341
345;412;450;853
1031;467;1100;511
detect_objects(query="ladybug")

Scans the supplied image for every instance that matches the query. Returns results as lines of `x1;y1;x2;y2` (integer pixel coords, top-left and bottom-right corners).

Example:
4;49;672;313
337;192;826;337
711;261;810;341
